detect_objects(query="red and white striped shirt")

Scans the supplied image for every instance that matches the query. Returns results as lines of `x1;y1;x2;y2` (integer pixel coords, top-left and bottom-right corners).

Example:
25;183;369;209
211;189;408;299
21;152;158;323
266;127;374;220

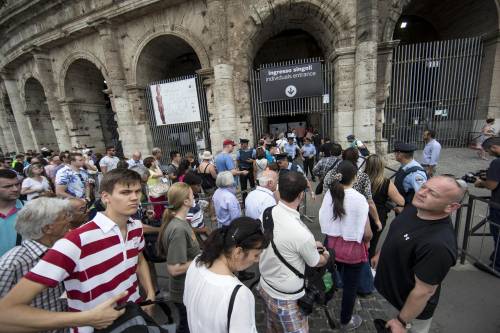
25;212;145;333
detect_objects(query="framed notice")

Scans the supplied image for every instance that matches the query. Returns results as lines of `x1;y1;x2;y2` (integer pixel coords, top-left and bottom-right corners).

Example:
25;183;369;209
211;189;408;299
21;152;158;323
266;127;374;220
149;78;201;126
260;62;323;102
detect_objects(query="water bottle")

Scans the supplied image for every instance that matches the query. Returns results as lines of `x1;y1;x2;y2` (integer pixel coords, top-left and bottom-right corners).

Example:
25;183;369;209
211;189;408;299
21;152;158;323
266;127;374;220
322;272;333;292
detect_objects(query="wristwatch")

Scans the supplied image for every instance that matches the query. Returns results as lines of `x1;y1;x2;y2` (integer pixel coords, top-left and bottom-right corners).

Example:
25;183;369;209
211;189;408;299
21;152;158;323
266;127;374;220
397;314;412;329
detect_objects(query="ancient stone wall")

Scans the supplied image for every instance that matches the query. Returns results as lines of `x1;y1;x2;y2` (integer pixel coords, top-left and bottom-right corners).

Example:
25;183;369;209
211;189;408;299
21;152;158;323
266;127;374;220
0;0;499;155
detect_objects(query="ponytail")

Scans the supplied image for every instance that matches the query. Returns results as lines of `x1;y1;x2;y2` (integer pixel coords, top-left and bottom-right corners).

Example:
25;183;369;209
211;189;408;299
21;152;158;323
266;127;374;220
157;182;191;257
329;160;358;220
330;180;346;219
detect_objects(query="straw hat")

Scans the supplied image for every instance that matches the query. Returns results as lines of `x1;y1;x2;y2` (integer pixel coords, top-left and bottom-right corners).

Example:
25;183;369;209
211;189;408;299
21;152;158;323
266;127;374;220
201;151;213;160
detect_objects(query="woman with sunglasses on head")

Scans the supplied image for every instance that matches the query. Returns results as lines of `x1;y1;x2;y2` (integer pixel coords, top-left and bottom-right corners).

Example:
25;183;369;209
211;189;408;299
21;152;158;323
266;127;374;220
158;182;201;333
184;217;269;333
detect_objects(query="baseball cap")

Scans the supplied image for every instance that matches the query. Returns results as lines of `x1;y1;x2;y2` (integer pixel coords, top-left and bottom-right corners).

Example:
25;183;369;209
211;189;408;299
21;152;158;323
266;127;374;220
223;139;236;146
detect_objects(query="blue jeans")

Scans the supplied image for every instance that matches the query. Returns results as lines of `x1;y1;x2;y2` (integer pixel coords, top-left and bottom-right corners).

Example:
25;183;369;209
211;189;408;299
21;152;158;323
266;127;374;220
332;261;374;294
488;207;500;271
335;262;363;325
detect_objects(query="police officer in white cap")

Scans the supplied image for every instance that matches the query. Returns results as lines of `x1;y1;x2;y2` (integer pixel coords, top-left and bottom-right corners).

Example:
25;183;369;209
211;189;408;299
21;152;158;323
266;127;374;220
392;142;428;208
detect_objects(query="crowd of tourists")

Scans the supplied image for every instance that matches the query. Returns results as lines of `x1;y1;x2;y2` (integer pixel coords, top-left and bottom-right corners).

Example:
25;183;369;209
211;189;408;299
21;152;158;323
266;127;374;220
0;125;499;333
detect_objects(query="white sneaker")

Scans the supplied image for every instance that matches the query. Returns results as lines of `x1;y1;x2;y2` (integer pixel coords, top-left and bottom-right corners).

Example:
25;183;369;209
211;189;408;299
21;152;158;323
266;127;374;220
340;314;363;331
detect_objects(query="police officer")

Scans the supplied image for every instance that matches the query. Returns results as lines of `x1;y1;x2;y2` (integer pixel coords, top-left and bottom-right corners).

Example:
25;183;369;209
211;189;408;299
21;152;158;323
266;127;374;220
392;142;427;207
236;138;256;204
283;135;300;162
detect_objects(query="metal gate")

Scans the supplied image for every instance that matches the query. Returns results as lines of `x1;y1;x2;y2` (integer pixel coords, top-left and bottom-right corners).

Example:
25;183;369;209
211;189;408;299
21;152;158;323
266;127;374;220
145;74;211;159
383;37;483;150
249;58;334;140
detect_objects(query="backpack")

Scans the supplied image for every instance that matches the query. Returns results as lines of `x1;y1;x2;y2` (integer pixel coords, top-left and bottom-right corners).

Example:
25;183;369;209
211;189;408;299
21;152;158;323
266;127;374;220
95;301;174;333
142;217;166;263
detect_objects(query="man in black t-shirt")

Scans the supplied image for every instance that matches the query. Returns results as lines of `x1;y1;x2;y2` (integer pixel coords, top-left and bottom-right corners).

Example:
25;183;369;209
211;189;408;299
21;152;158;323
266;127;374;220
474;136;500;275
373;176;466;333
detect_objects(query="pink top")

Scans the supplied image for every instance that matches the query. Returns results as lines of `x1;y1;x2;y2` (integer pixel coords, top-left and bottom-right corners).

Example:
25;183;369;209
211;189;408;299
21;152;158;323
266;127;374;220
326;235;368;264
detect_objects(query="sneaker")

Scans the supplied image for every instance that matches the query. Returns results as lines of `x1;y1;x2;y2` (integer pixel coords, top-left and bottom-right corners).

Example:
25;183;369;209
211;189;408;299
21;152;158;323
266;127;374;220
341;314;363;331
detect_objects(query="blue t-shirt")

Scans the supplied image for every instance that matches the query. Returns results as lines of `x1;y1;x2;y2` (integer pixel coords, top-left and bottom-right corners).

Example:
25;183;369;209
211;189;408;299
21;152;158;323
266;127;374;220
215;153;235;173
0;200;23;257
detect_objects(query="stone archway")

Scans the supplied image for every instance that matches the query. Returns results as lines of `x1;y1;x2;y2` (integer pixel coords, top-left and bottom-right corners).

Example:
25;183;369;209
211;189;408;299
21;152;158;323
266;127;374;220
230;0;355;144
0;92;22;153
134;33;210;158
62;58;121;153
23;77;58;151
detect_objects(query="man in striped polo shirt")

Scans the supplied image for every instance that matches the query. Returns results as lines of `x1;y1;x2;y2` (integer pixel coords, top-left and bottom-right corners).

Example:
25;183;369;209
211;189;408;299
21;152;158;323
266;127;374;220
0;169;156;333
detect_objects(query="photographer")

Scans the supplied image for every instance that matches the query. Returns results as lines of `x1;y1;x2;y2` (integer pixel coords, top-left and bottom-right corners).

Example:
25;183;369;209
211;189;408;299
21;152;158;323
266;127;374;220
474;136;500;275
258;171;329;332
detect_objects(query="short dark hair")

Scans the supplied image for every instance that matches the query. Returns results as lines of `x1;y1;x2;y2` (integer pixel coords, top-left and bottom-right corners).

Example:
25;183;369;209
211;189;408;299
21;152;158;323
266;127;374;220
278;171;307;202
183;171;202;185
106;146;115;152
170;151;180;160
342;147;359;165
487;118;495;124
426;129;436;138
332;143;342;157
15;154;24;159
143;156;156;169
0;169;17;179
100;168;142;194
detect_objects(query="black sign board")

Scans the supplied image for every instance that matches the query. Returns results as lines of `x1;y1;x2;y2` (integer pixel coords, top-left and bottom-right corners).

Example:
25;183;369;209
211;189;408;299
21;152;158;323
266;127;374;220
259;62;323;102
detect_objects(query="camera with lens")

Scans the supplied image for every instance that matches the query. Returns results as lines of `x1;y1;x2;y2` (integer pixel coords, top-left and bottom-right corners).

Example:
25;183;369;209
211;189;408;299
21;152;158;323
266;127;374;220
461;169;487;184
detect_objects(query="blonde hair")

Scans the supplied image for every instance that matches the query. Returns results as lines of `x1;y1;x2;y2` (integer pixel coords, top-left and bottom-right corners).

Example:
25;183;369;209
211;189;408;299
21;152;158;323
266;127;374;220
158;182;191;256
365;154;386;194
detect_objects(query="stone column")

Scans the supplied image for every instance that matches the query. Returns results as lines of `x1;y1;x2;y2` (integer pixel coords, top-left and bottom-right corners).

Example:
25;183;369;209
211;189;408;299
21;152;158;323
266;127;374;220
32;50;72;151
205;0;239;152
376;40;399;154
330;47;356;146
211;64;238;151
0;96;18;153
354;0;378;152
124;84;154;152
93;20;151;157
0;72;36;151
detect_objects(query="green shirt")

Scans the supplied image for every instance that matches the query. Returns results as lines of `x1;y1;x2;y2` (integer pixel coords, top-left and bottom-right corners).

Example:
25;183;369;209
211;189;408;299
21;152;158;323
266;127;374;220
163;217;200;303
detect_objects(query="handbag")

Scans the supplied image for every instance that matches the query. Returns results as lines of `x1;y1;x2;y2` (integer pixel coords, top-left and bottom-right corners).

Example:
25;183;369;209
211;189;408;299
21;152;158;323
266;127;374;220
148;177;170;198
315;159;340;195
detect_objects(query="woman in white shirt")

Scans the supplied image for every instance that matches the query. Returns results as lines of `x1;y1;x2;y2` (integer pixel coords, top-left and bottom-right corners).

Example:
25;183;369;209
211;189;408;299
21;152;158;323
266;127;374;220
319;160;372;331
184;217;269;333
21;163;52;201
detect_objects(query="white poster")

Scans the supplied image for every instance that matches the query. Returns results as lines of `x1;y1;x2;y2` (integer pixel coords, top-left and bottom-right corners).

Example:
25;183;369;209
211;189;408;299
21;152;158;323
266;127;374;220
269;123;288;136
150;78;201;126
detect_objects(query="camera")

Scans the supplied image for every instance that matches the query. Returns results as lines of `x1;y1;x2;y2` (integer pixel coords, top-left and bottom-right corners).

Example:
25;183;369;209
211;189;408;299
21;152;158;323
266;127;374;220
461;169;487;183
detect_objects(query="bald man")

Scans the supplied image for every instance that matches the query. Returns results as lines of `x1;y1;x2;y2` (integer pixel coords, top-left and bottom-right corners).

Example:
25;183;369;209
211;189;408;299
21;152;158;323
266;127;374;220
373;176;466;333
245;169;278;219
127;151;143;168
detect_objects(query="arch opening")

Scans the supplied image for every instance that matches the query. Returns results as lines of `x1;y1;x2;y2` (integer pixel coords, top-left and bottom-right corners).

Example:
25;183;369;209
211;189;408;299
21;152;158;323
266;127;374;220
136;34;209;159
249;28;332;142
64;59;121;154
24;78;58;151
136;35;201;86
2;93;22;153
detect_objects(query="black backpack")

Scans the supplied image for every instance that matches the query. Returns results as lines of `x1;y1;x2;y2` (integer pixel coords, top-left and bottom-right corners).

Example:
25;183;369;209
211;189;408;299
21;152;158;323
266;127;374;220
95;301;173;333
142;217;166;263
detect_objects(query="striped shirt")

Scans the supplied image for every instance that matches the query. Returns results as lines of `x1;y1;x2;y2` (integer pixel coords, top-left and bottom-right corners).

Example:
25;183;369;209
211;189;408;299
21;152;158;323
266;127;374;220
25;212;145;333
0;240;68;333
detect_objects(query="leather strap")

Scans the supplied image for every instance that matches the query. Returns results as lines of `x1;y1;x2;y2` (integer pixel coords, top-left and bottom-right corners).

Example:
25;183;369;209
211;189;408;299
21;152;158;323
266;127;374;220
227;284;242;332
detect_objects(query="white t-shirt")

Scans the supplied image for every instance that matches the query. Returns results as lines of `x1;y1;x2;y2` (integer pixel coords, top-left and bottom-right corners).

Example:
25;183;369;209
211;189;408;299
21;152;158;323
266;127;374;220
244;186;276;220
184;260;257;333
319;188;368;243
99;155;119;171
21;176;51;201
259;202;320;300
